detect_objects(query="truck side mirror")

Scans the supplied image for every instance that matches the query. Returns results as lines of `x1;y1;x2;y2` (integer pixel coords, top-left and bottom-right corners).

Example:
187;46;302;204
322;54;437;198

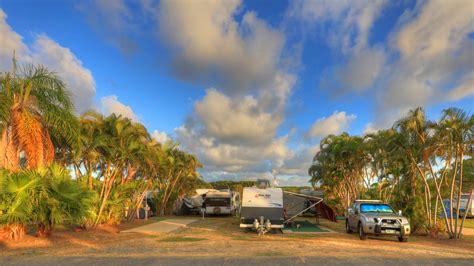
348;208;353;214
398;210;402;216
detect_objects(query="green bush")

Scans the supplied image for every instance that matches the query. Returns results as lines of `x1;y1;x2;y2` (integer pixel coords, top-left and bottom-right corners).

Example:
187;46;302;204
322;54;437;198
0;165;97;240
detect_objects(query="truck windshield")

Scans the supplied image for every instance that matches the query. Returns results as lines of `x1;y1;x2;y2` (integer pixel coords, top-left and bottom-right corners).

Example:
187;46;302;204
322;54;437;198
360;204;394;214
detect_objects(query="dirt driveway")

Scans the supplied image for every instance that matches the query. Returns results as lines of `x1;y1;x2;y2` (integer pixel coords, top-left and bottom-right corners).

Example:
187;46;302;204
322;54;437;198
1;216;473;265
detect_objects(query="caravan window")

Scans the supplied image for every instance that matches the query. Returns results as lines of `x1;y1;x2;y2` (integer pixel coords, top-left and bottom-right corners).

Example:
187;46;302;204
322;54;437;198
205;198;230;207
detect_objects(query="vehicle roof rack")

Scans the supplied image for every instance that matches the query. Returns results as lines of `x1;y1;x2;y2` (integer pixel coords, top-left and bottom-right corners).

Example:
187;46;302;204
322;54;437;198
354;199;383;203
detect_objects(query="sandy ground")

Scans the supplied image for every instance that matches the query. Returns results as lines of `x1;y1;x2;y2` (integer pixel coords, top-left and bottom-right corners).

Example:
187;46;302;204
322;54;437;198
1;216;473;265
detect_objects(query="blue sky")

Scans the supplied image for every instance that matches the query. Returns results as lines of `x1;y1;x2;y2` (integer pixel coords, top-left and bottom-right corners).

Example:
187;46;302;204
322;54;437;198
0;0;472;185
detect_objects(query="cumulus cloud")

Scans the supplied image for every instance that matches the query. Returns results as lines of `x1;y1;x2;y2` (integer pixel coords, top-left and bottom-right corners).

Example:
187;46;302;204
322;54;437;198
158;1;299;180
158;0;285;94
276;145;320;176
31;35;96;113
307;111;356;138
0;9;96;113
0;9;29;69
289;0;389;93
288;0;388;53
376;0;474;120
151;130;170;144
334;47;386;92
194;89;281;146
176;89;290;173
100;95;139;122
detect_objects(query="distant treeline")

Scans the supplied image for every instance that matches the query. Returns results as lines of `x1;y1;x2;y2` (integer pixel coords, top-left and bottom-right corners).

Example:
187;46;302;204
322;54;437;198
207;180;311;195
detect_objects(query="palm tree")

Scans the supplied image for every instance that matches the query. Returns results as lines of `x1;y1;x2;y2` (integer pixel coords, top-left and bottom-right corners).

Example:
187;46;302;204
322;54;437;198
0;165;96;240
0;60;78;171
436;108;473;238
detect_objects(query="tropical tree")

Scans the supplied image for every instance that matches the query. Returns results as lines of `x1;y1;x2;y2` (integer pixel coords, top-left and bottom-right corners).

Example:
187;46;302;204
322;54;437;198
0;60;78;171
309;133;370;213
309;107;473;238
433;108;473;238
0;165;96;240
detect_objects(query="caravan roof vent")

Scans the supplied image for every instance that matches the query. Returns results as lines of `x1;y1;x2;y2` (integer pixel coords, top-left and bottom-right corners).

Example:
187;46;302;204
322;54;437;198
256;179;271;189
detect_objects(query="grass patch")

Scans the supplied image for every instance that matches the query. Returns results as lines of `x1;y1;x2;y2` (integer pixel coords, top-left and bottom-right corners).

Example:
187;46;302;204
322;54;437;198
144;234;160;238
462;219;474;229
232;235;251;241
20;250;47;256
282;234;322;239
160;236;207;242
255;251;287;257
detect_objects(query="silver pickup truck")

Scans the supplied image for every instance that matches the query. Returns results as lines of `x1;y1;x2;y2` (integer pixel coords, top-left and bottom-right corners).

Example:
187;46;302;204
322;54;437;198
346;200;410;242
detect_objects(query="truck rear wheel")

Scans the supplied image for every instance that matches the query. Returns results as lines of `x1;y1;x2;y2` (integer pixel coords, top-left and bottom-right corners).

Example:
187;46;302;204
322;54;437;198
358;223;367;240
398;236;408;242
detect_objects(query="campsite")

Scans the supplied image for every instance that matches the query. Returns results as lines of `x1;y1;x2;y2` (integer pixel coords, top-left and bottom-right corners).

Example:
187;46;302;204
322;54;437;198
1;0;474;265
1;215;474;265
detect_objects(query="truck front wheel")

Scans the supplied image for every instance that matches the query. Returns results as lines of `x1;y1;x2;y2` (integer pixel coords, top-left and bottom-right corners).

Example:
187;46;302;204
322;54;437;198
346;220;353;234
358;222;367;240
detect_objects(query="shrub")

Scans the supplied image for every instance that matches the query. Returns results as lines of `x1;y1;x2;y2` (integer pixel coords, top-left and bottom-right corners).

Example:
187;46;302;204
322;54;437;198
0;165;97;240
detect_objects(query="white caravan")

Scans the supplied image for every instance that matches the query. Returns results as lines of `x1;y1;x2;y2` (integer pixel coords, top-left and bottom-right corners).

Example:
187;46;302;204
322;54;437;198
239;179;285;234
239;179;325;235
182;189;240;216
203;189;240;215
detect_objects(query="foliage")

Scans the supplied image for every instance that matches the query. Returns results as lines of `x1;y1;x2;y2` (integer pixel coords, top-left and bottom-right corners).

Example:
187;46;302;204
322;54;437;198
0;57;203;238
0;61;78;171
309;107;473;238
67;112;202;222
0;165;96;240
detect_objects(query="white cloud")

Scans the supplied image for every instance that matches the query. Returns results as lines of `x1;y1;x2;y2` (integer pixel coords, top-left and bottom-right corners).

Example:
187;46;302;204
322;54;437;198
363;123;379;135
0;9;29;70
159;1;297;179
307;111;356;138
100;95;139;122
31;35;96;113
152;130;170;144
377;0;474;115
336;47;386;92
194;89;281;146
289;0;388;53
395;0;473;60
158;0;285;93
0;9;96;114
176;88;291;173
289;0;389;93
276;145;320;176
447;72;474;101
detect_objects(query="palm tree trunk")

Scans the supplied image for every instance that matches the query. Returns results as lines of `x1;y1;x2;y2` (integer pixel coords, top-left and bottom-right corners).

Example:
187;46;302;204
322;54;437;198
449;152;459;237
428;161;452;238
0;128;20;171
458;189;473;239
454;148;464;238
162;170;183;213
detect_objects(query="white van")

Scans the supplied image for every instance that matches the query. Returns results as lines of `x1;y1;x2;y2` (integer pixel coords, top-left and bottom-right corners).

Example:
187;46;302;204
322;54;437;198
459;193;474;218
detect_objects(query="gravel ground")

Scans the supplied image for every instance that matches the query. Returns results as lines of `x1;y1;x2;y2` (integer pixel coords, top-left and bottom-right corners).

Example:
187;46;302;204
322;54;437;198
1;217;473;265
